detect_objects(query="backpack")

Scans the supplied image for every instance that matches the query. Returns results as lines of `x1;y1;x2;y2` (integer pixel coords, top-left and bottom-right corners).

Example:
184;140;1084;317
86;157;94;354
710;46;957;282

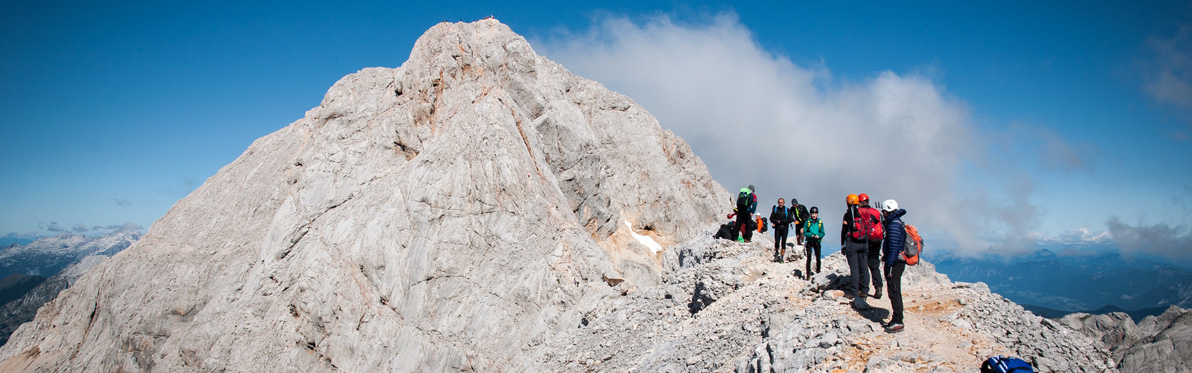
847;206;867;240
980;355;1034;373
737;189;751;212
901;223;924;265
714;223;735;240
862;207;883;240
772;206;789;225
757;217;768;233
794;205;809;224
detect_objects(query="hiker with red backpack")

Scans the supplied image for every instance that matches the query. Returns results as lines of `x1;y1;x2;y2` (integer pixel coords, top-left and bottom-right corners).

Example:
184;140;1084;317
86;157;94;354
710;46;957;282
731;185;758;243
769;198;792;262
880;199;908;333
840;194;871;302
859;194;885;298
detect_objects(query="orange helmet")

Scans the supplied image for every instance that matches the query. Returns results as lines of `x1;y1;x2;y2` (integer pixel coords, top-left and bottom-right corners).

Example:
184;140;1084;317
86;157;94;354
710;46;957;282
846;194;859;205
859;193;870;204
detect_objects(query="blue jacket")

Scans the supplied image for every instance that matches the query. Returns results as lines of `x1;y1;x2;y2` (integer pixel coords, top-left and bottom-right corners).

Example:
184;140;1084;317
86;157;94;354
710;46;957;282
882;209;908;266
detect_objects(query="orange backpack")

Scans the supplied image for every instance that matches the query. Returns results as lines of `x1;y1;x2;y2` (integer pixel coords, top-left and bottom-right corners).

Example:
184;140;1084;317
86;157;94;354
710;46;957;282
901;224;924;265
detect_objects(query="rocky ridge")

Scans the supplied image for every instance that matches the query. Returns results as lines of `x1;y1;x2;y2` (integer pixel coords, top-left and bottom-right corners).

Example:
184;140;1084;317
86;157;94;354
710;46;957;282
526;231;1113;372
1060;306;1191;372
0;19;1138;372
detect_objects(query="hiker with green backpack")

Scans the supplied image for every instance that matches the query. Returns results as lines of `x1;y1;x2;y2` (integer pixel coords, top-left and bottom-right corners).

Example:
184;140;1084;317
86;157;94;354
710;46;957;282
880;199;908;333
731;185;758;243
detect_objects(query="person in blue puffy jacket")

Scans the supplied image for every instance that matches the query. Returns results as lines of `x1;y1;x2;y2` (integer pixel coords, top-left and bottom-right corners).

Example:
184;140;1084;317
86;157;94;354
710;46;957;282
880;199;908;333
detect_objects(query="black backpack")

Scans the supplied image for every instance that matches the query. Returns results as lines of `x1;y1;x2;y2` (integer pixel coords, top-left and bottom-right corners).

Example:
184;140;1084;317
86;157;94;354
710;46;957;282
736;190;751;211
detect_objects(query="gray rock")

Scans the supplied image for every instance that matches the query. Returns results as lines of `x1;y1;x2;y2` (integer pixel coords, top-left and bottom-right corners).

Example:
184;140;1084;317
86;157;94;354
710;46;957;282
0;19;727;372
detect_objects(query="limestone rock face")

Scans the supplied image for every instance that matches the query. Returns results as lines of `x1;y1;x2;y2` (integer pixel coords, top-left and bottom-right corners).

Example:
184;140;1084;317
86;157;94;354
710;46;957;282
0;19;727;371
1061;306;1192;372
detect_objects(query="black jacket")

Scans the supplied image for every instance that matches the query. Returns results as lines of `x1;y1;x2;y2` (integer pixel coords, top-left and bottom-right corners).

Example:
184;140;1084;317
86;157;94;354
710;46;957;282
770;205;791;228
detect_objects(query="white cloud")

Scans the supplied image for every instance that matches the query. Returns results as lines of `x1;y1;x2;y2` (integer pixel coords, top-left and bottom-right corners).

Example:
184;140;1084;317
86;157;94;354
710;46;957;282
1144;25;1192;110
1106;217;1192;262
535;13;1013;255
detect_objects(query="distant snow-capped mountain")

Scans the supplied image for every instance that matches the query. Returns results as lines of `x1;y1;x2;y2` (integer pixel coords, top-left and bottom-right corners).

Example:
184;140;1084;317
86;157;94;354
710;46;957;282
0;230;140;278
0;231;142;346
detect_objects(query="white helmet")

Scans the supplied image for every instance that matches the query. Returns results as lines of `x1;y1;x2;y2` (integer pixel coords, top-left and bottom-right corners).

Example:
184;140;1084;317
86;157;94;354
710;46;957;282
881;199;898;212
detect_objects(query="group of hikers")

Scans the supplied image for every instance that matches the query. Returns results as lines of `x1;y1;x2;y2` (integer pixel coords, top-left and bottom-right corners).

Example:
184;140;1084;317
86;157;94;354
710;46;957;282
720;185;913;334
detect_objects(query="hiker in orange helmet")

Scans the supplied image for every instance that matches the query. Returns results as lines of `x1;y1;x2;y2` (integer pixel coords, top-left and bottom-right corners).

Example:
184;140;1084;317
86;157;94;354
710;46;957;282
840;194;870;304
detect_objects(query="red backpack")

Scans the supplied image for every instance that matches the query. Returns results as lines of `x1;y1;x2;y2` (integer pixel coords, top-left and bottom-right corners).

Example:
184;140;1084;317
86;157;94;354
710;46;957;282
848;206;883;241
862;206;884;240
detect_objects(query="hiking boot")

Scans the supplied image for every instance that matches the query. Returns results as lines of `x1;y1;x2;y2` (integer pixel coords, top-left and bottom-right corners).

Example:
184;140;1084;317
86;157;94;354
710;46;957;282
873;291;882;300
885;322;904;333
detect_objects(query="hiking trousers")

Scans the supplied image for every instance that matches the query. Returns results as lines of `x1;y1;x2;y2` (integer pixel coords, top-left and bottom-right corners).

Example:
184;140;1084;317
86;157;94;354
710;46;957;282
888;262;906;324
795;222;805;245
843;240;870;298
867;240;883;295
773;226;788;256
805;237;821;275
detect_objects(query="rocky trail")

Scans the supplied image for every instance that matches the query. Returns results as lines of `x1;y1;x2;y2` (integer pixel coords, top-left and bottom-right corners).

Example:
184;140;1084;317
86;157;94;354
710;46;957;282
531;227;1112;372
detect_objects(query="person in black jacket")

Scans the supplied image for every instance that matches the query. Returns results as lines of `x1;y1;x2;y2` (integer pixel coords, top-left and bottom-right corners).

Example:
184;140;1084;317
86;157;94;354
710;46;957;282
791;198;809;245
880;199;908;333
840;194;870;302
770;198;792;262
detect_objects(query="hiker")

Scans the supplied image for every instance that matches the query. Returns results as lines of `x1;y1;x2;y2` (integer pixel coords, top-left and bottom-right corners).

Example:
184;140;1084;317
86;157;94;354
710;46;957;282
769;198;792;262
803;206;824;279
731;185;758;243
859;193;885;298
790;198;809;246
880;199;908;333
840;194;870;301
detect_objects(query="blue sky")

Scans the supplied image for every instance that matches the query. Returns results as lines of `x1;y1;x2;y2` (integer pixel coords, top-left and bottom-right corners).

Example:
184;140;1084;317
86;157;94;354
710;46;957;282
2;1;1190;264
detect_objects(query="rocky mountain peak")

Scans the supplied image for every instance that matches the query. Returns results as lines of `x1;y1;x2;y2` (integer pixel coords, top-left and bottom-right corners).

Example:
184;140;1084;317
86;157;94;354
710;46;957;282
0;19;1173;372
0;19;727;371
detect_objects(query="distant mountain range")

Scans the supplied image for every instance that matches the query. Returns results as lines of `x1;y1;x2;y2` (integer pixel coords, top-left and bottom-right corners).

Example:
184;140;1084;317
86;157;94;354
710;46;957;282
0;230;139;278
932;248;1192;321
0;230;141;346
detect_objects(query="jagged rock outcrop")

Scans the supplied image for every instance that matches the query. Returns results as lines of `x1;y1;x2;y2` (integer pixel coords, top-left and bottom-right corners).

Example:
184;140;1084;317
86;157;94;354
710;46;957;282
1060;306;1191;372
0;19;726;372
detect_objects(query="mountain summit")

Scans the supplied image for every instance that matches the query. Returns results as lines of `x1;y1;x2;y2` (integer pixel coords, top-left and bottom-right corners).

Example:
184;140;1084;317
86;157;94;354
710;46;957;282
2;19;1171;372
0;19;727;371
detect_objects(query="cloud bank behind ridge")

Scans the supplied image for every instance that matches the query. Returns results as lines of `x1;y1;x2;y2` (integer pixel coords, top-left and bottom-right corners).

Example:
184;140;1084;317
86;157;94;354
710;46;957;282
536;13;1011;255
